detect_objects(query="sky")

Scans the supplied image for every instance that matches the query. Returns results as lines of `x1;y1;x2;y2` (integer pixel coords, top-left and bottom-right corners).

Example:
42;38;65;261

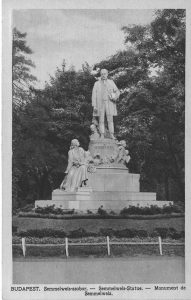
13;9;155;88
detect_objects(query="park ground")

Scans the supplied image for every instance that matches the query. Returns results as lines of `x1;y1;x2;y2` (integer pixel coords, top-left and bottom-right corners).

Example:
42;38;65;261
12;215;185;257
12;214;185;283
13;256;185;284
12;215;184;233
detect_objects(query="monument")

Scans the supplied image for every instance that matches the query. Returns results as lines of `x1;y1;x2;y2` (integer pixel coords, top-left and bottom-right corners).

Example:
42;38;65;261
35;69;172;212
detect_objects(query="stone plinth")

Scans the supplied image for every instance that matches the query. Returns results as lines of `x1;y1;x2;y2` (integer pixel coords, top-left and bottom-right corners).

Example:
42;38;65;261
35;199;172;211
36;187;93;210
88;168;140;192
52;187;92;201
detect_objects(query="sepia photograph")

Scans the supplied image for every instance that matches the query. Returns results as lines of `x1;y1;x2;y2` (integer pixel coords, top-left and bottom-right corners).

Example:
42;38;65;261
2;0;191;299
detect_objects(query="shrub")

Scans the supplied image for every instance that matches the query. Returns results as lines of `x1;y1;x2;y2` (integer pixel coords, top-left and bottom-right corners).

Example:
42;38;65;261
21;204;35;212
168;227;177;233
12;226;18;233
15;227;184;240
68;228;97;238
97;206;108;216
149;227;184;239
168;231;182;239
99;228;115;237
153;227;169;239
167;228;184;239
120;206;141;215
18;229;66;238
120;205;162;215
150;230;159;238
171;204;184;213
12;208;19;216
147;205;162;215
114;229;135;238
162;205;174;214
18;230;28;237
52;207;65;215
35;205;75;215
35;205;56;214
119;204;183;216
62;209;75;215
135;230;148;238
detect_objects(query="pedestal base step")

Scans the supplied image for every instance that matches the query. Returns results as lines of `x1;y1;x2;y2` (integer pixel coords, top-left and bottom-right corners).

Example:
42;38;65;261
35;199;173;212
52;191;156;201
52;188;93;201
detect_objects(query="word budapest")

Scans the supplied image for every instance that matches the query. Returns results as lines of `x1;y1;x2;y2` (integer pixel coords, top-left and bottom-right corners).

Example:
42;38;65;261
11;286;40;292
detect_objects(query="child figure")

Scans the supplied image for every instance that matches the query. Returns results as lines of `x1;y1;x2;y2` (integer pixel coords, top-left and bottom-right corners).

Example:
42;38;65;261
116;140;131;165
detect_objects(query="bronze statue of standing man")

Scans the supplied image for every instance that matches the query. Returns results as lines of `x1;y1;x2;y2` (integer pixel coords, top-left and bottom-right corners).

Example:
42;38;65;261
91;69;120;139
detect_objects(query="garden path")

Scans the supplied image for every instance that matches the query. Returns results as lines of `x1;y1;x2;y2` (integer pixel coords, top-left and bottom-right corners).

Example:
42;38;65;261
13;256;184;284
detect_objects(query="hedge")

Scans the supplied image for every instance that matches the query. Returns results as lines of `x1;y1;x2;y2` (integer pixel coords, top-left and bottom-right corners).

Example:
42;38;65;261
16;227;185;239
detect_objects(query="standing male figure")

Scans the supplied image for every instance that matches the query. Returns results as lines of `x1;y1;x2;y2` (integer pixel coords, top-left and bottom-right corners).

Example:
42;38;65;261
92;69;120;139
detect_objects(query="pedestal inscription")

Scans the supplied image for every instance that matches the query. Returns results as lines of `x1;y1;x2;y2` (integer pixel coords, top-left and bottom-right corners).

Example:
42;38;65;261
89;139;118;160
88;139;129;168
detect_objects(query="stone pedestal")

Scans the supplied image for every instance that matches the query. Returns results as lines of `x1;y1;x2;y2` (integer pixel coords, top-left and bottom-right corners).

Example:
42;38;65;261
35;167;172;212
88;167;140;192
35;139;173;212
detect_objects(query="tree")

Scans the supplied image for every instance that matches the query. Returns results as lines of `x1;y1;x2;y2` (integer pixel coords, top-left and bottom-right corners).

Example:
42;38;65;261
12;28;37;208
121;9;185;201
12;58;95;207
12;27;37;106
94;9;185;202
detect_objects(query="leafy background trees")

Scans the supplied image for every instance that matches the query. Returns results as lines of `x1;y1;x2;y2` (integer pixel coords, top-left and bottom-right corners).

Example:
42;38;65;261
12;9;185;208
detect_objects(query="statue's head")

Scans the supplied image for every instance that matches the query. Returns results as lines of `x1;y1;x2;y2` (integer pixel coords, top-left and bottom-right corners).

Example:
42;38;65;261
120;140;127;147
118;140;126;148
90;124;96;132
100;69;108;80
71;139;79;148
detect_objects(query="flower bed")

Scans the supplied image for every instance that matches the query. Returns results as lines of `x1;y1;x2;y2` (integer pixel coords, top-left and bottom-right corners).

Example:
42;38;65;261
17;212;184;220
15;203;184;220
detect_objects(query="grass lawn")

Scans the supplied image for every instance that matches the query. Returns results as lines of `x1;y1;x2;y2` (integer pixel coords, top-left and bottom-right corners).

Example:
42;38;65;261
13;215;184;234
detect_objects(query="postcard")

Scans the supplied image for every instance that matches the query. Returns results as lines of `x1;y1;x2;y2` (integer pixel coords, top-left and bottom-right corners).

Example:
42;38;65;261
2;0;191;299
